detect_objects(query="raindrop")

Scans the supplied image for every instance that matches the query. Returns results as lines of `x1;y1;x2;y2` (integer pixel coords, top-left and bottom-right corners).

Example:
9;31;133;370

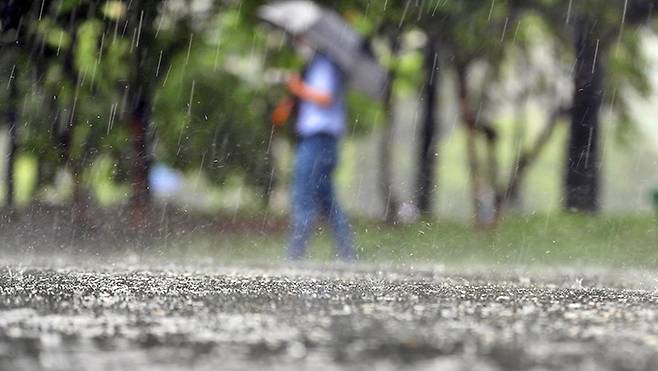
616;0;629;51
500;17;509;42
185;33;194;66
136;10;144;48
488;0;496;22
399;0;411;28
591;39;600;74
155;50;163;77
6;64;16;90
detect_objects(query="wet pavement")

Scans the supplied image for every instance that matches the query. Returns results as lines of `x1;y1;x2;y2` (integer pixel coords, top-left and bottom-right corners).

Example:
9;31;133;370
1;265;658;370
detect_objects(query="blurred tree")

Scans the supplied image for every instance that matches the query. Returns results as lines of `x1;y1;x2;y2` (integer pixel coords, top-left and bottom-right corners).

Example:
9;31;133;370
416;32;440;217
5;64;18;208
19;1;117;224
0;0;42;209
530;0;657;213
435;0;511;226
567;15;605;213
358;0;420;223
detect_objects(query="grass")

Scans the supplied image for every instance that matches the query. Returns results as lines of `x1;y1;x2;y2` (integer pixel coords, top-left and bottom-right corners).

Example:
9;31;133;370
157;213;658;269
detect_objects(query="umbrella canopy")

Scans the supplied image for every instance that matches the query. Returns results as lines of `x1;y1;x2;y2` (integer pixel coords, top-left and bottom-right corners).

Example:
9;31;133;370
258;1;388;101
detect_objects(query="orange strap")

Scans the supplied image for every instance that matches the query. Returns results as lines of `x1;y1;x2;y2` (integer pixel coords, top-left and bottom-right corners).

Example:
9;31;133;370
271;98;295;127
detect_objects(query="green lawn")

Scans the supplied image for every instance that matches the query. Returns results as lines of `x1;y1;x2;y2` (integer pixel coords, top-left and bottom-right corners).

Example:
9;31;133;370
159;214;658;269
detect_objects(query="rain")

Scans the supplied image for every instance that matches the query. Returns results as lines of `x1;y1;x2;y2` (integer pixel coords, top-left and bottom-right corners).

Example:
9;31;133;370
1;0;658;370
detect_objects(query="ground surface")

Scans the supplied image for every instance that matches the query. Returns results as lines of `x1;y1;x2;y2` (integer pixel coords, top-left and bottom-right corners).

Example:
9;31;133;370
2;264;658;371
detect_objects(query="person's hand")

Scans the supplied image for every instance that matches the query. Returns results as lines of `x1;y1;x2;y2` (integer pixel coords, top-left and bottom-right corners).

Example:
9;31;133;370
287;74;303;92
286;73;332;107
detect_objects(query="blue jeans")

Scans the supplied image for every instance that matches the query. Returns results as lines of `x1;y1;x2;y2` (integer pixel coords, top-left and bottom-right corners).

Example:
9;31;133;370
288;134;355;261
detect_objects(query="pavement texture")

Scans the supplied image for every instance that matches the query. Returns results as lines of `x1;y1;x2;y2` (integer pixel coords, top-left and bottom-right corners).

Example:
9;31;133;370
1;264;658;371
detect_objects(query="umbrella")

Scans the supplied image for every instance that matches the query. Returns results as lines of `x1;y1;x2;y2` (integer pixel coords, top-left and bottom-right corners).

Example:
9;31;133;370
257;1;388;101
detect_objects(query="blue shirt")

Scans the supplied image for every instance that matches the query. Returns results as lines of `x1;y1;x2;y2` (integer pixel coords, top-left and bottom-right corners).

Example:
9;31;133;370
296;54;345;138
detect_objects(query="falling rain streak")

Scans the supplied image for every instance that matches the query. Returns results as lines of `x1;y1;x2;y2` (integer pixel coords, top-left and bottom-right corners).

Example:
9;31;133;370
155;50;163;77
592;39;600;74
136;10;144;48
6;65;15;90
107;103;118;135
399;0;410;28
488;0;496;22
501;17;509;42
185;33;194;66
617;0;629;51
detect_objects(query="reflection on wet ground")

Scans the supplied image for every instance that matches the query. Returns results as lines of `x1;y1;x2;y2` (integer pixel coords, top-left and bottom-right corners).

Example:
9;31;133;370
1;265;658;370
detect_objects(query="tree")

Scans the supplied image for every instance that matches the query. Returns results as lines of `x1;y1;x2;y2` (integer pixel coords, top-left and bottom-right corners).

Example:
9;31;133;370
529;0;658;213
359;0;435;223
5;64;18;208
566;16;605;212
0;0;39;209
435;0;512;226
416;33;440;216
103;0;234;223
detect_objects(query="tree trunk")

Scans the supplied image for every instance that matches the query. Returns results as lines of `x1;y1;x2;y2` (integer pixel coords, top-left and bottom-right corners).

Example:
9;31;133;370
71;155;89;229
71;128;103;231
503;105;568;211
130;92;152;225
506;94;529;211
456;66;485;227
416;36;440;217
482;125;501;224
126;7;158;228
566;19;605;213
379;36;400;224
58;27;77;167
261;125;277;209
36;94;63;191
5;65;18;208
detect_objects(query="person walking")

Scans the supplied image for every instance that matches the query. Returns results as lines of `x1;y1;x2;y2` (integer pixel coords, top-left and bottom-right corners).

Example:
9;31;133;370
280;51;356;262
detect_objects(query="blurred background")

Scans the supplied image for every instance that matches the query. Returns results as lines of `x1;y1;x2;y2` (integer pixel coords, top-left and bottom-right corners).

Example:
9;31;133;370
1;0;658;267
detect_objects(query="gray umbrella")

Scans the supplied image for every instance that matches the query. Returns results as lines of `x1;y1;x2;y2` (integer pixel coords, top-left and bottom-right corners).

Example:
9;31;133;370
258;1;388;101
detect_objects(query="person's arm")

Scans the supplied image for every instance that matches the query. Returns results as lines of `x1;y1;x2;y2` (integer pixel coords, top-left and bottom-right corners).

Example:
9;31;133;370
287;74;333;107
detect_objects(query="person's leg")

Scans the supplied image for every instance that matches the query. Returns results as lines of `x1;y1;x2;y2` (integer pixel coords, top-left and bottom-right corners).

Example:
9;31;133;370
315;137;356;262
288;139;318;261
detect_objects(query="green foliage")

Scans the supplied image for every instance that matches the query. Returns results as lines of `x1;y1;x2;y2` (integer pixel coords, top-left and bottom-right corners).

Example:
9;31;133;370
102;1;126;20
56;0;89;13
34;18;71;51
347;92;384;133
2;0;658;210
151;7;271;188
